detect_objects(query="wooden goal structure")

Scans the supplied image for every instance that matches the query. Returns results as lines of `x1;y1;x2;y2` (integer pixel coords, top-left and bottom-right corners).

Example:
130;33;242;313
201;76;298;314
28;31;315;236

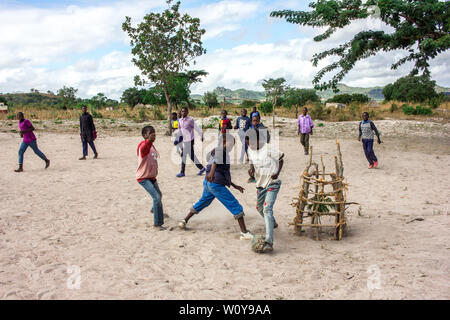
290;141;355;240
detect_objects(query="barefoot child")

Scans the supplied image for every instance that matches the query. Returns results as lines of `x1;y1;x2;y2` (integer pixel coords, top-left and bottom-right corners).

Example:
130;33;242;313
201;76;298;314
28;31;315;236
15;112;50;172
246;127;284;253
137;126;165;230
358;112;382;169
178;134;253;240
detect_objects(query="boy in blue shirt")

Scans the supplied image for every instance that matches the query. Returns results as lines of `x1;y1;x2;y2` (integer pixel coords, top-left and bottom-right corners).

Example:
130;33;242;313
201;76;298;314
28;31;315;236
178;134;253;240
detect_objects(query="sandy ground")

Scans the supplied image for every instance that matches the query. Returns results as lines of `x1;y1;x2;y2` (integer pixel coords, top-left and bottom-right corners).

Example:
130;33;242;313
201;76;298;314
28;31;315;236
0;119;449;300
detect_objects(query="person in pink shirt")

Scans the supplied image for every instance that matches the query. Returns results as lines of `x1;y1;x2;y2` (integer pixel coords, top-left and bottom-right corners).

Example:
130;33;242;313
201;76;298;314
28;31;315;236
175;107;206;178
136;125;165;230
15;112;50;172
297;107;314;155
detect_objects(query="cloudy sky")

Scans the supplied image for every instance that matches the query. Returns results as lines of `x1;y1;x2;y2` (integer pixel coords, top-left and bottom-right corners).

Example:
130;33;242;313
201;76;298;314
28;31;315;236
0;0;448;100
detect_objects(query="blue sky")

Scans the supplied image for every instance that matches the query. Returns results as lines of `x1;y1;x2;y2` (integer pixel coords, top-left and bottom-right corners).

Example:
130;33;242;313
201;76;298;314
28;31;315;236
0;0;448;99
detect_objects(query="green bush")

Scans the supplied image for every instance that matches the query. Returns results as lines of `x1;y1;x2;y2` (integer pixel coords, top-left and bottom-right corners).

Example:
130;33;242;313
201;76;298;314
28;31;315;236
415;105;433;115
92;109;103;118
7;114;16;120
259;101;273;114
402;104;432;116
318;123;324;127
241;100;256;108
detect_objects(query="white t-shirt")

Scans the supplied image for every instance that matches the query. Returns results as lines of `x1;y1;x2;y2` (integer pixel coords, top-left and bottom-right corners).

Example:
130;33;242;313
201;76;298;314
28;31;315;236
247;143;284;189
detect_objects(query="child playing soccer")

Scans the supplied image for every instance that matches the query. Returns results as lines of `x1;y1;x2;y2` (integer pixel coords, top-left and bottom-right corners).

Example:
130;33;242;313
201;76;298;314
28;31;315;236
15;112;50;172
358;112;382;169
136;126;165;230
246;127;284;253
178;134;253;240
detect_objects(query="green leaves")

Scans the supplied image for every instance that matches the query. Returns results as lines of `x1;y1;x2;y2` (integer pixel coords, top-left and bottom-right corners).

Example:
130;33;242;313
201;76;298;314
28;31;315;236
271;0;450;91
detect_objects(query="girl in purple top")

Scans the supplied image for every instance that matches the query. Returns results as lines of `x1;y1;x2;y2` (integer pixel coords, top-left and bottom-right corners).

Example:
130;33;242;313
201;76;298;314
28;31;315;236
297;107;314;155
15;112;50;172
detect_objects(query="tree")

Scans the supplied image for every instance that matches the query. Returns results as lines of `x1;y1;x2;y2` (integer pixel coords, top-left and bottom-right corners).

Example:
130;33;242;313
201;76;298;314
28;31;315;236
262;77;287;127
57;86;78;109
327;93;369;104
90;93;107;109
271;0;450;91
284;88;320;118
0;95;7;105
122;0;206;134
121;87;142;107
203;91;219;108
383;75;439;102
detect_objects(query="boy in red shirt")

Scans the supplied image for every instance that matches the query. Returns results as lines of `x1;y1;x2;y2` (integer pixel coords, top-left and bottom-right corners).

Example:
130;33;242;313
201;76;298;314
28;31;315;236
136;126;165;230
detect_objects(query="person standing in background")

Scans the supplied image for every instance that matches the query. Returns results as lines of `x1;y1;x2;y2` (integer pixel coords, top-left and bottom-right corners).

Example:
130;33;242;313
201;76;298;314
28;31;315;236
297;107;314;155
176;107;206;178
79;105;98;160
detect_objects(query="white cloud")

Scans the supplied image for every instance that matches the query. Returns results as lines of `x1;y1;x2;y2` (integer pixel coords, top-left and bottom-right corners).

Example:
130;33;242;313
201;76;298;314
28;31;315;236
189;0;261;40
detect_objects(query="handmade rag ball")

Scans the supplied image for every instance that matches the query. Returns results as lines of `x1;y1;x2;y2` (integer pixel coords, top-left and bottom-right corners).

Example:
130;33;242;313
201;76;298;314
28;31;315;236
251;234;265;253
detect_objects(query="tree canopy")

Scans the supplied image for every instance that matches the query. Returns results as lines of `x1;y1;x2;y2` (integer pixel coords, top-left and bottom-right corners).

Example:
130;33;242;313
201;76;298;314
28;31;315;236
57;86;78;109
382;75;439;103
271;0;450;91
122;0;206;134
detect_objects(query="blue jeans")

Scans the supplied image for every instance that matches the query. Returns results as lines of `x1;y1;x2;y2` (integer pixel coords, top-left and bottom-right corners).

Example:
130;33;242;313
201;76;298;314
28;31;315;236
193;180;244;219
256;181;281;245
18;140;48;165
138;179;164;226
82;140;97;156
362;139;378;165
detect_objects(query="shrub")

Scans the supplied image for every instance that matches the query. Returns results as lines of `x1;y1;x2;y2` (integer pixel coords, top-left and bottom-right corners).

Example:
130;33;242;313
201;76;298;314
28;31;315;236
309;103;324;119
415;105;433;115
318;123;324;127
241;100;256;108
259;101;273;113
138;109;147;121
153;107;165;120
92;110;103;118
7;114;16;120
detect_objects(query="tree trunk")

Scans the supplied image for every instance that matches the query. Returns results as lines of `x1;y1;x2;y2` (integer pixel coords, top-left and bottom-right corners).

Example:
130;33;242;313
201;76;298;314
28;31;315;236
272;96;277;128
295;105;299;119
163;83;172;136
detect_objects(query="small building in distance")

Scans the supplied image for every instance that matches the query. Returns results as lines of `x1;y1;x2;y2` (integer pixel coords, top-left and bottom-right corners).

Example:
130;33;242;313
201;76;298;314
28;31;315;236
0;102;8;113
325;102;346;109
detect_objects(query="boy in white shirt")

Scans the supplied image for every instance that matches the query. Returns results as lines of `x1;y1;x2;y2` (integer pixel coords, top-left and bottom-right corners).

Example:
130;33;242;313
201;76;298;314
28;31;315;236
245;128;284;253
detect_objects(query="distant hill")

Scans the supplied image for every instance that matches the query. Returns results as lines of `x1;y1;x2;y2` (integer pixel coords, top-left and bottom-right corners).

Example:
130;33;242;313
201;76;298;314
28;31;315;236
191;83;450;103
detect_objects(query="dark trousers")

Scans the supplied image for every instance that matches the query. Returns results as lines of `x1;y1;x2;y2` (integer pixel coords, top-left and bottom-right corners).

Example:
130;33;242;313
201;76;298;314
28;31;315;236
300;133;310;154
362;139;378;165
180;140;204;173
82;140;97;156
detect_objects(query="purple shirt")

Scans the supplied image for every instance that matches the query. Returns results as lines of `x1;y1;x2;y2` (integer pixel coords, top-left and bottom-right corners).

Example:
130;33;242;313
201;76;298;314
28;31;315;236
297;115;314;134
18;119;36;144
178;116;203;142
